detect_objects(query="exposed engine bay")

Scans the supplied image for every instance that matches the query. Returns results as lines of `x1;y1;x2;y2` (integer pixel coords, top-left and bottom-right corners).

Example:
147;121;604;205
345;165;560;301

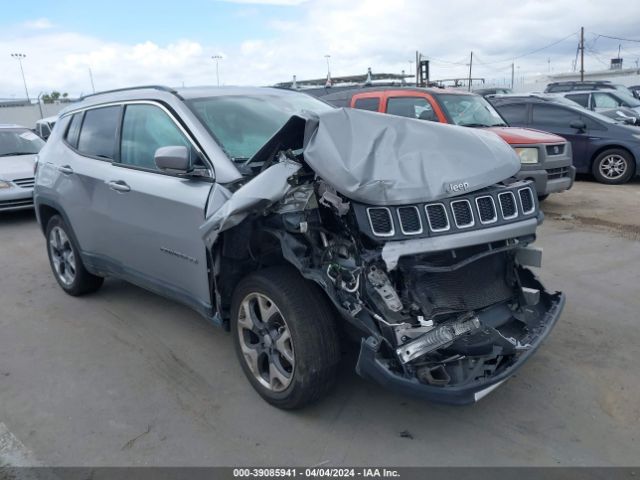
201;109;564;403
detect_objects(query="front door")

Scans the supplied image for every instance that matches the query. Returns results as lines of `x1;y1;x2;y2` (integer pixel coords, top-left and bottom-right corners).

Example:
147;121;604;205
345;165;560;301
104;103;214;315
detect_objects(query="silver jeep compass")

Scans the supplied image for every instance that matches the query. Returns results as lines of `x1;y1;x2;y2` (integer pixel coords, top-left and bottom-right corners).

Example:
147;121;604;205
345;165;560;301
34;85;564;409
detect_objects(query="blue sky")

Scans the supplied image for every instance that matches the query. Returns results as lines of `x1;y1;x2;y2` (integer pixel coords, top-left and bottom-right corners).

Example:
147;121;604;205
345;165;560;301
1;0;639;97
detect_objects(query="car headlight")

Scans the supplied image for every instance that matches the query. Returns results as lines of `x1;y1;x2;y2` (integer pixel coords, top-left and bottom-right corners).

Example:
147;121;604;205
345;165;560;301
514;147;539;164
0;180;13;189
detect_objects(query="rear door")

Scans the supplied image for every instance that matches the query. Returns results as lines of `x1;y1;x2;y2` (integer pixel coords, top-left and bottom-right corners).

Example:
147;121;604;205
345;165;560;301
104;102;214;314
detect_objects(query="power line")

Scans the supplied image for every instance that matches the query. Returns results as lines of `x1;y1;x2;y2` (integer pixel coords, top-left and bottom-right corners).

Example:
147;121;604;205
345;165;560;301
592;33;640;43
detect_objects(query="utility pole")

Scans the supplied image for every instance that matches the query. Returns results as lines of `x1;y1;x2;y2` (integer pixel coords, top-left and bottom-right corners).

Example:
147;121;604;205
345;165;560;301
10;53;30;101
415;50;420;86
579;26;585;81
511;62;515;89
467;51;473;91
212;55;222;87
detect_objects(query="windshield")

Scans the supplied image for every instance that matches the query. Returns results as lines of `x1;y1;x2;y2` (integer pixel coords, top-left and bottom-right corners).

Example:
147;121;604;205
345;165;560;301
613;91;640;108
0;129;45;157
437;93;507;127
187;93;334;161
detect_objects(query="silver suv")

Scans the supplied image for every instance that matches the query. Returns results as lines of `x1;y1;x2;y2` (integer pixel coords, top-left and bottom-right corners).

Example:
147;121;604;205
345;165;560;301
34;86;564;409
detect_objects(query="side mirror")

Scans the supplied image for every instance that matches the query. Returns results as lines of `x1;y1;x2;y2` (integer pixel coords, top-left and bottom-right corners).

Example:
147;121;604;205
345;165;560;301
154;146;192;173
569;120;586;131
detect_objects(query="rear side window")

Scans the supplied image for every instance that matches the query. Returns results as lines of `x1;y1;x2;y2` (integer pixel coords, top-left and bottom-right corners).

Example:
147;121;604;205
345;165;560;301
532;105;581;126
496;104;528;125
77;106;121;159
65;113;83;148
353;97;380;111
566;94;589;108
120;104;191;171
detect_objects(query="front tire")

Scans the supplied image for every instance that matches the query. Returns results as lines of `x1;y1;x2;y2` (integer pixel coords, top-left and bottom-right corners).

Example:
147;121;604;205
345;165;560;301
231;266;340;409
46;215;104;296
592;149;635;184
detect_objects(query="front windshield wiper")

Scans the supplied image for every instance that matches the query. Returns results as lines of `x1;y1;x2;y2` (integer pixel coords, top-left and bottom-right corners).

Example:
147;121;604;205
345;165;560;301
459;123;508;128
0;152;36;157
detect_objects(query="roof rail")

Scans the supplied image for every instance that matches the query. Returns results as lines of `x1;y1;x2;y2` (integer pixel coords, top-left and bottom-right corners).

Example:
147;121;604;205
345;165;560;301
79;85;180;101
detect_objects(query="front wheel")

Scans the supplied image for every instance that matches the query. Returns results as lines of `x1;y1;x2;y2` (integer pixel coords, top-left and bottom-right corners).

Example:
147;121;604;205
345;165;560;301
231;266;340;409
592;149;635;184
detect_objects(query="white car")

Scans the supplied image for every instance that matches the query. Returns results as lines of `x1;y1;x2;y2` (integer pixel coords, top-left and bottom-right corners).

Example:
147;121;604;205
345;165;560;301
0;124;44;211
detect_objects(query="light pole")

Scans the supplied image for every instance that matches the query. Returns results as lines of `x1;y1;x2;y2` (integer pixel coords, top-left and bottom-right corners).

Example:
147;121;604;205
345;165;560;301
324;54;331;77
211;55;223;87
11;53;30;102
408;60;414;76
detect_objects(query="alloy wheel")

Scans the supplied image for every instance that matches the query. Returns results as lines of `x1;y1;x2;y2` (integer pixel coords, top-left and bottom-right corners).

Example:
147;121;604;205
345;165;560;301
599;154;628;180
49;226;76;286
237;293;295;392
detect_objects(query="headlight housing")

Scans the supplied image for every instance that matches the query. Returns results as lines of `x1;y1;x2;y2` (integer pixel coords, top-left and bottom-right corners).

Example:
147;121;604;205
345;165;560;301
514;147;539;164
0;180;13;189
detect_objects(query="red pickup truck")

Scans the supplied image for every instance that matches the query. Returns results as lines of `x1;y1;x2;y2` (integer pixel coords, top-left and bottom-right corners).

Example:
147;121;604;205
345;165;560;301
318;87;576;199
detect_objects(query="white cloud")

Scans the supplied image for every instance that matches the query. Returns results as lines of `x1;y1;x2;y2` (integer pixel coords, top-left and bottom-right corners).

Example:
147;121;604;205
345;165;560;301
22;18;54;30
1;0;640;97
220;0;308;5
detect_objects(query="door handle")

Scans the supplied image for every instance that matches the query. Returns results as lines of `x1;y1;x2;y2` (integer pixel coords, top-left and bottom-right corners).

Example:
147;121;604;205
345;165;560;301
58;165;74;175
106;180;131;193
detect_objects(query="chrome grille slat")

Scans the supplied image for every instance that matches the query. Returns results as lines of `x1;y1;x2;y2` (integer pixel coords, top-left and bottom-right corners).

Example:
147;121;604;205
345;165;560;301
425;203;450;232
475;196;498;224
498;192;518;219
450;199;474;228
367;207;395;237
397;206;423;235
518;187;535;214
13;177;35;188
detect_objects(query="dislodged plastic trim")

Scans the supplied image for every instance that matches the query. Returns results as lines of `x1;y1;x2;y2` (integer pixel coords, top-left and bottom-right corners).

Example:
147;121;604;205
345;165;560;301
381;218;538;270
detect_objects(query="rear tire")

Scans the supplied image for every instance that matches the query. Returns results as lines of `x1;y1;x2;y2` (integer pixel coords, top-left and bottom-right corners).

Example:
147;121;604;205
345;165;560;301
46;215;104;296
231;266;340;409
592;149;635;184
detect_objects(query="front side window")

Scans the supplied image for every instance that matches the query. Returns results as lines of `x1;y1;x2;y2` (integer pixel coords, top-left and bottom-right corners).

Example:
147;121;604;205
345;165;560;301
532;105;581;126
77;106;121;159
436;94;507;127
65;113;83;148
386;97;437;121
120;104;191;171
496;103;528;125
187;93;333;161
0;128;45;157
353;97;380;112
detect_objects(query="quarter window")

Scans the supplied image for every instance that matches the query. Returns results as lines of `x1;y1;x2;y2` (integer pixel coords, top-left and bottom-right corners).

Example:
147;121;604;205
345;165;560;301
353;97;380;111
76;106;121;159
65;113;83;148
566;93;589;108
120;104;191;171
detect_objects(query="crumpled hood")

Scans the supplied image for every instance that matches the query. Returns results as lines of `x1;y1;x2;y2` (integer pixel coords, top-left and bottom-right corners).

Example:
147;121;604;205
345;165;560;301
302;108;521;206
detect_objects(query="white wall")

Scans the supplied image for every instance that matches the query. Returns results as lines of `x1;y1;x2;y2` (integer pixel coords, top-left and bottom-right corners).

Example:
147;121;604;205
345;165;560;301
0;104;67;129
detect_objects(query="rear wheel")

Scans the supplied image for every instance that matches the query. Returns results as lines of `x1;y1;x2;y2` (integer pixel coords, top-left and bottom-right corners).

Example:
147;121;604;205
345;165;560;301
592;149;635;184
231;266;340;409
46;215;104;296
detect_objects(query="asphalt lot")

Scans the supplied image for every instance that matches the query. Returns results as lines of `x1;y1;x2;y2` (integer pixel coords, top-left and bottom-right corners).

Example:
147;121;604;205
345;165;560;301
1;181;639;467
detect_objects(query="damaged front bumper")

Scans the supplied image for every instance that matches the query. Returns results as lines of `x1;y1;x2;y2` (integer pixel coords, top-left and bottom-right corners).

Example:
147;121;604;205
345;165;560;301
356;290;565;405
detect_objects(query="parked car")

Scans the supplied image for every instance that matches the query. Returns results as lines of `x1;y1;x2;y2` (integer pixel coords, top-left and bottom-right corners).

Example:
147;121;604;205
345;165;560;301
546;92;640;126
34;85;564;408
490;94;640;184
552;89;640;115
629;85;640;99
544;80;633;96
316;87;574;199
35;116;58;140
0;124;44;212
473;87;513;98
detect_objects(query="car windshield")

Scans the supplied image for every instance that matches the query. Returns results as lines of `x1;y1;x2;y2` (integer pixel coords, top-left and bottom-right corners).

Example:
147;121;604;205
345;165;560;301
437;94;507;127
0;129;45;157
187;93;334;161
613;91;640;107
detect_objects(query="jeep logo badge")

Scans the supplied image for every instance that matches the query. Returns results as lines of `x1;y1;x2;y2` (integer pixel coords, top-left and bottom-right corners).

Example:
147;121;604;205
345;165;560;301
446;182;470;193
